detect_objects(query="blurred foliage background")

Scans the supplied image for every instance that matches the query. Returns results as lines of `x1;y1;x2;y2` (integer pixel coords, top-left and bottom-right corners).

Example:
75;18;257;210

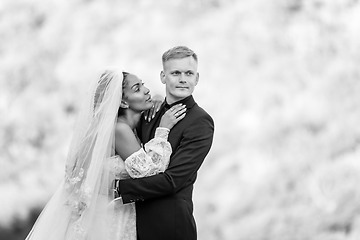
1;0;360;239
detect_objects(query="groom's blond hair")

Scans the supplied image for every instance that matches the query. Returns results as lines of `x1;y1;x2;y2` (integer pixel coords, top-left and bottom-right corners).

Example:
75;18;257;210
162;46;198;66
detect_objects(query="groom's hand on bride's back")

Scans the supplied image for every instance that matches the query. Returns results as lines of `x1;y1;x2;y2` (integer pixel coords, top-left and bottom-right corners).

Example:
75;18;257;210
144;94;164;122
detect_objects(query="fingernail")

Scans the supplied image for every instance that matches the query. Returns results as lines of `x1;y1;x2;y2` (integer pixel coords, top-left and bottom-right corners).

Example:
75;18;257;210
144;116;147;120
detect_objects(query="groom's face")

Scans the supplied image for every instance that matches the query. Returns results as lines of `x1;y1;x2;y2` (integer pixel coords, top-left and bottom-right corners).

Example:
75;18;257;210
160;56;199;104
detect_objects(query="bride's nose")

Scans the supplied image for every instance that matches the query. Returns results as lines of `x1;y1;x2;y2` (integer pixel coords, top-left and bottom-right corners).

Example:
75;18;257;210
144;87;150;95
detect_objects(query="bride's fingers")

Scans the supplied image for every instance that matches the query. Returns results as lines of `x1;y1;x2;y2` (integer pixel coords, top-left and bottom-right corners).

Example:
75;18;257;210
167;108;185;119
174;108;187;118
173;108;186;121
167;105;184;116
175;112;186;122
170;104;185;112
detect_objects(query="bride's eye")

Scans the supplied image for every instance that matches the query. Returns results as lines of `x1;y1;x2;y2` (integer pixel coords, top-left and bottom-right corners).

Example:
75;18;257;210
136;83;145;92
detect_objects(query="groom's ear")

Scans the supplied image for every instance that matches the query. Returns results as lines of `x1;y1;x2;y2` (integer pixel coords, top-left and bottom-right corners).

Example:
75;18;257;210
195;72;199;86
160;71;166;84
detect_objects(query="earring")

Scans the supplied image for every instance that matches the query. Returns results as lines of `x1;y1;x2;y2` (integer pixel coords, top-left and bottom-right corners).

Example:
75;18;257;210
120;102;129;109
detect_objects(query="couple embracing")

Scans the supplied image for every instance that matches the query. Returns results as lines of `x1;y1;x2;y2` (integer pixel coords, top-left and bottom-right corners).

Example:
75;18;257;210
26;46;214;240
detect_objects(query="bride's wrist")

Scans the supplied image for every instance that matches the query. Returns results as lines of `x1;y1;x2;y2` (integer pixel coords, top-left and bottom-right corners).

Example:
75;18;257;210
155;127;170;140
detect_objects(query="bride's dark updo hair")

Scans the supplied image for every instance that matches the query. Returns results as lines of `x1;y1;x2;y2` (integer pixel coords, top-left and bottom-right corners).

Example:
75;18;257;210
93;70;129;115
117;71;129;117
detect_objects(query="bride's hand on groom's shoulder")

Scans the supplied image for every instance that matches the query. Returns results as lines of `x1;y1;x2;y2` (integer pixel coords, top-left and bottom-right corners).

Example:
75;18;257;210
144;94;164;122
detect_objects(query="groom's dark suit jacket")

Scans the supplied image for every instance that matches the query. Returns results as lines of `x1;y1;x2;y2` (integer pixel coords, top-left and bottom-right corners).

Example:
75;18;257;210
119;95;214;240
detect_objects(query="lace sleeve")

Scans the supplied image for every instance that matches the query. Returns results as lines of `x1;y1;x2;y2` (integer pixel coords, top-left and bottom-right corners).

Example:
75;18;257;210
106;155;130;179
124;127;172;179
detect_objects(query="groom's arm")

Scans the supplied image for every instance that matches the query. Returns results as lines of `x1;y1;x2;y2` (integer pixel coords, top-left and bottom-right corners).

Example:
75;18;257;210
118;113;214;203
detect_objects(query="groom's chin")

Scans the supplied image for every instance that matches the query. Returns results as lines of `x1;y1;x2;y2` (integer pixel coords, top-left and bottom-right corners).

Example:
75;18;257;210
174;91;192;98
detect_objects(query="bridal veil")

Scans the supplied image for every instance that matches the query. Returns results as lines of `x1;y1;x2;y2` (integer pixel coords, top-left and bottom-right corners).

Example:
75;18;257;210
26;67;128;240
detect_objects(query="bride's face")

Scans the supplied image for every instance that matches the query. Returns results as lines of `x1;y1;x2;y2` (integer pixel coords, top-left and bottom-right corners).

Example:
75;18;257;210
122;73;153;111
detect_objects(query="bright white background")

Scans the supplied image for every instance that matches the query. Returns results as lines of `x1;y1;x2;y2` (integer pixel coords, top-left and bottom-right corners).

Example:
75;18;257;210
1;0;360;239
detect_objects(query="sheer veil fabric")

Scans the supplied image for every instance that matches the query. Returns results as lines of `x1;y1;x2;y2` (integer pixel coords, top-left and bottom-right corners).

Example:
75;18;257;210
26;67;133;240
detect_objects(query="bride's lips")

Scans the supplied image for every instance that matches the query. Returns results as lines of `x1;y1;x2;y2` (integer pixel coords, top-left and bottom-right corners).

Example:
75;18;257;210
146;95;152;102
176;86;189;89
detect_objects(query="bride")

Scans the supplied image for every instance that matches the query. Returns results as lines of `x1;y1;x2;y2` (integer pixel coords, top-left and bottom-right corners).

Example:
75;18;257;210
25;67;186;240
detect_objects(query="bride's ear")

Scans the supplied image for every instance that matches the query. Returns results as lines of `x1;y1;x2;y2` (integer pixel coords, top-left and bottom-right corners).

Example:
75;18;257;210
120;100;129;109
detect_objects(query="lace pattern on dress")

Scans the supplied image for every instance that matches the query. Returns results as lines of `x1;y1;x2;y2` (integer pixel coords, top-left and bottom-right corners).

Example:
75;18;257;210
107;155;130;179
108;199;136;240
124;128;171;179
67;219;87;240
154;127;170;139
63;167;93;240
105;127;171;239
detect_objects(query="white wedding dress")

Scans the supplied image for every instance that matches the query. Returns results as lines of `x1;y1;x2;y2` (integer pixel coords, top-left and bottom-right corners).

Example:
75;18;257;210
25;67;171;240
106;127;171;240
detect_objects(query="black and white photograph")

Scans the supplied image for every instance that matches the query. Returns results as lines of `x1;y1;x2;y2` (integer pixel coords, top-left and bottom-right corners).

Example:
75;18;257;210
1;0;360;239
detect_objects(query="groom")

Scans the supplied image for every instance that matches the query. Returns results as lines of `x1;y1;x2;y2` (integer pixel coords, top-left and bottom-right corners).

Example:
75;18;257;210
118;46;214;240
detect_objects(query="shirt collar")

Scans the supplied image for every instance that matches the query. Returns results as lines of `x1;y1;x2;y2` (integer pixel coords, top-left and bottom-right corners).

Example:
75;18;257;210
164;95;195;110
